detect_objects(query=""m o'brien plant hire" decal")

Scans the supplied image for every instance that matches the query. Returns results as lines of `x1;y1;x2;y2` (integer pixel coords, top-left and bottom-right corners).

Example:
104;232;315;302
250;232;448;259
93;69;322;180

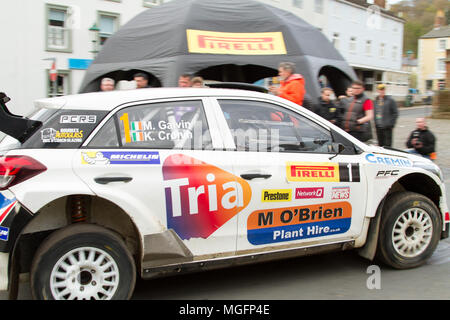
247;202;352;245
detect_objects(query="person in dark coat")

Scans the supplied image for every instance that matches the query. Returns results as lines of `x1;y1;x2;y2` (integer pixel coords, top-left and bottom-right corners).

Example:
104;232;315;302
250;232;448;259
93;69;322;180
406;117;436;159
134;73;151;89
340;80;374;142
374;84;398;147
316;88;341;126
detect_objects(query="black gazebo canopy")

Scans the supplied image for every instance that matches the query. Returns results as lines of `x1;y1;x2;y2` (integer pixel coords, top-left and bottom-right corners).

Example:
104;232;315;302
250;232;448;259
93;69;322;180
80;0;356;100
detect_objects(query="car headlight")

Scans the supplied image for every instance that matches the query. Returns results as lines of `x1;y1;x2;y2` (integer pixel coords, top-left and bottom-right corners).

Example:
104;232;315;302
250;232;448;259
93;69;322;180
413;161;444;182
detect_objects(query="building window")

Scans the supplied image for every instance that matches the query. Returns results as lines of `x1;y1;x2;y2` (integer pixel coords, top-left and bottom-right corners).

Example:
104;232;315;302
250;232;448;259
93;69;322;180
379;43;385;58
365;40;372;56
98;12;120;46
437;58;446;72
349;37;357;54
438;39;447;51
332;33;340;49
392;46;398;61
143;0;162;7
46;4;72;52
292;0;303;9
47;69;71;97
314;0;324;14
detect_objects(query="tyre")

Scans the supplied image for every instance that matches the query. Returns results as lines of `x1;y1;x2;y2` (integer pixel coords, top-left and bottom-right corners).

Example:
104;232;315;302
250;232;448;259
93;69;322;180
30;224;136;300
377;192;442;269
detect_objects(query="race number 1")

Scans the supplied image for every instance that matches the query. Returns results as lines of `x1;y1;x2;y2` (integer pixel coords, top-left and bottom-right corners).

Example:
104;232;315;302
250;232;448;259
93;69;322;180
339;163;360;182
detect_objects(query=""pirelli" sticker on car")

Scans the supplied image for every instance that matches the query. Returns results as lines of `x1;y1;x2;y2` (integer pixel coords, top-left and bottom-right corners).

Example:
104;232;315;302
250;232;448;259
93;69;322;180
286;162;360;182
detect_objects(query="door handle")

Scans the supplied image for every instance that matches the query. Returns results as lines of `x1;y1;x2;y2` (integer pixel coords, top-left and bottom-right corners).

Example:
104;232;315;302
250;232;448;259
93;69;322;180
94;177;133;185
240;173;272;180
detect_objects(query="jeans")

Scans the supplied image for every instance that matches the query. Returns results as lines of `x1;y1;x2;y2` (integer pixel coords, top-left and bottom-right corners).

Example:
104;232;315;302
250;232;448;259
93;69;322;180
376;127;393;147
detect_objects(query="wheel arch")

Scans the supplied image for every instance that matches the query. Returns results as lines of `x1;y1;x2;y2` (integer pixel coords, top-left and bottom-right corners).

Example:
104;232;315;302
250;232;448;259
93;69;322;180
15;194;144;277
358;172;443;261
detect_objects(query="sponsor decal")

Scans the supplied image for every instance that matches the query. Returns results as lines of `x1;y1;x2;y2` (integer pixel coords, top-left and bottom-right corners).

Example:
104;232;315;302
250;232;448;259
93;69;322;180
262;189;292;202
375;170;400;179
60;115;97;124
332;187;350;200
81;151;160;165
0;194;17;225
163;154;251;240
41;128;83;143
295;187;324;199
186;29;287;55
120;113;193;143
247;202;352;245
366;153;412;167
0;226;9;241
287;162;360;182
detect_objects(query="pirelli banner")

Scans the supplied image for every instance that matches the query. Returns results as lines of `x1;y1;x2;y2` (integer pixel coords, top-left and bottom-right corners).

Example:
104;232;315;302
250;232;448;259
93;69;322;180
186;29;287;55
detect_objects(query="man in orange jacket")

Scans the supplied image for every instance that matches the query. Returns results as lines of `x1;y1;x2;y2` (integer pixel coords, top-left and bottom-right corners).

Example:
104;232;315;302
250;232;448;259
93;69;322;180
269;62;306;106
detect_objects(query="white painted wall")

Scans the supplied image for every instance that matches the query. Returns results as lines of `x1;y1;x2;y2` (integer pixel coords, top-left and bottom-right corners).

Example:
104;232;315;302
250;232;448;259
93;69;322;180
324;0;404;71
0;0;151;115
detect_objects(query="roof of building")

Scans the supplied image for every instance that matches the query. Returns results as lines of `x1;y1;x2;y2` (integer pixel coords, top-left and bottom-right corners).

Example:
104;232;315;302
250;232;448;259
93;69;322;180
421;25;450;39
338;0;404;21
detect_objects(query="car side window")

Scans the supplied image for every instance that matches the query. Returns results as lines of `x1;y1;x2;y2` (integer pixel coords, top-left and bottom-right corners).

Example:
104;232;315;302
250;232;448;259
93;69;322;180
218;99;334;153
105;100;212;150
88;117;120;148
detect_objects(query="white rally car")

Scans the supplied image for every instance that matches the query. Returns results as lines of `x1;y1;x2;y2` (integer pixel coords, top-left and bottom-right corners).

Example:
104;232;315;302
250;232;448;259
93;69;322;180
0;88;448;300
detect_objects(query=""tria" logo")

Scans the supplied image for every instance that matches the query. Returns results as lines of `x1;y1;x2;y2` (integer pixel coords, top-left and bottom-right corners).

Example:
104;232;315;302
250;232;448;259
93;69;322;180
163;154;251;240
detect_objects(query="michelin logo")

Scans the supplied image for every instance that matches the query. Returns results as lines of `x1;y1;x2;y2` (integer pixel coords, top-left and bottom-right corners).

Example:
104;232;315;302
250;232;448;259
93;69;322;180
82;151;160;165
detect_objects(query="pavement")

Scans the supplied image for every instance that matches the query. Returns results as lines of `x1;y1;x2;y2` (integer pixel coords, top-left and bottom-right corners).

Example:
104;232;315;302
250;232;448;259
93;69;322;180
392;105;450;178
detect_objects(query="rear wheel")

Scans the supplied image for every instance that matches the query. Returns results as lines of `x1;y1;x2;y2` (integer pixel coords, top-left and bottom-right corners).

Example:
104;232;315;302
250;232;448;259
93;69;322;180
30;224;136;300
377;192;441;269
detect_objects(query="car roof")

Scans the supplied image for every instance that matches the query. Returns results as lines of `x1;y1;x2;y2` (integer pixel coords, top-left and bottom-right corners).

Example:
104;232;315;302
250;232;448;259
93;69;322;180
34;87;275;111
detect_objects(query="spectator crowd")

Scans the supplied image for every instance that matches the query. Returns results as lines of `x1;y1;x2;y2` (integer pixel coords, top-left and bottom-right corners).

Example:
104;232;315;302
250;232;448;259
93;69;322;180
97;62;436;160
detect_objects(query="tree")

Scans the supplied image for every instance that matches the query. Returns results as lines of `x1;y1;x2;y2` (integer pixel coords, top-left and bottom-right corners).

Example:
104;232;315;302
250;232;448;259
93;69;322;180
390;0;450;54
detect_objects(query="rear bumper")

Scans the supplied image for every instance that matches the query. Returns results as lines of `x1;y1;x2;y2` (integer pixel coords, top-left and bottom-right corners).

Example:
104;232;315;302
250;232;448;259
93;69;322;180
0;191;34;291
0;191;34;253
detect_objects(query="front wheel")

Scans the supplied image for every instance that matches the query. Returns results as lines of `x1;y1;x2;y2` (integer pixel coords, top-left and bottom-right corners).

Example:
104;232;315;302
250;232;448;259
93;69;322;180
30;224;136;300
377;192;442;269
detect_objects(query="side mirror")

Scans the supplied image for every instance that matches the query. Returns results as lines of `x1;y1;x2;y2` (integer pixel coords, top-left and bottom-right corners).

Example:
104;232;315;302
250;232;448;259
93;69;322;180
329;143;346;160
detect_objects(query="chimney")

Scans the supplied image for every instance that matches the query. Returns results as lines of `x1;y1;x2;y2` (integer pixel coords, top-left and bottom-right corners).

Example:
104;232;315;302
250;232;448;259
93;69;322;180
374;0;386;9
434;10;445;29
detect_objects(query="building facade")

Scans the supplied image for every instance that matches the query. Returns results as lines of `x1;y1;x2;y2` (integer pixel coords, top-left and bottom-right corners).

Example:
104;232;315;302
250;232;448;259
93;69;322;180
417;25;449;94
258;0;406;99
0;0;164;115
326;0;407;99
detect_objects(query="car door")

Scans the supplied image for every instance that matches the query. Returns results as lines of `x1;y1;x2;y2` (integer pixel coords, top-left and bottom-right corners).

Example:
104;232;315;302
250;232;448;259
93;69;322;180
213;98;368;252
73;98;248;258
